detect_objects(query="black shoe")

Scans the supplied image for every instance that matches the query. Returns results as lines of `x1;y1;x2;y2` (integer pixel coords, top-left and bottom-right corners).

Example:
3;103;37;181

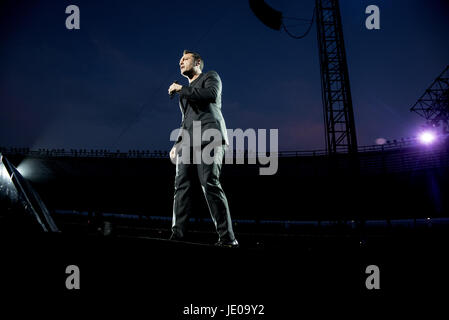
215;239;239;248
169;233;183;241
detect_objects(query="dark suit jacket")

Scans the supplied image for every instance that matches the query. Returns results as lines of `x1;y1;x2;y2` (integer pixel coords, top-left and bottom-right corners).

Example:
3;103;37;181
176;70;229;146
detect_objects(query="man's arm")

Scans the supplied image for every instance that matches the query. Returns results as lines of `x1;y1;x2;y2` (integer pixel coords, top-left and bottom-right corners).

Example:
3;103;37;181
179;71;221;103
175;99;185;143
170;129;184;161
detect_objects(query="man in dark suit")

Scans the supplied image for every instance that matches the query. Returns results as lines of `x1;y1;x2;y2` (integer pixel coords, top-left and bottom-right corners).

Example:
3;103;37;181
168;50;238;247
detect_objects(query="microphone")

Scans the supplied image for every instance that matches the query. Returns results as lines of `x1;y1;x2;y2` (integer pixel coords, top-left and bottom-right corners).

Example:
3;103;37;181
170;81;179;99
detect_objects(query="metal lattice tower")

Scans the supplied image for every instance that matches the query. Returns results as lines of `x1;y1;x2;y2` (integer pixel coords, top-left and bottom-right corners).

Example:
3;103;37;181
315;0;358;154
410;65;449;133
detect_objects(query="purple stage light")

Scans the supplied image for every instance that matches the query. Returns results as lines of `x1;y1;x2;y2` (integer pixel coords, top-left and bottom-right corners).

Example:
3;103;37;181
418;131;436;145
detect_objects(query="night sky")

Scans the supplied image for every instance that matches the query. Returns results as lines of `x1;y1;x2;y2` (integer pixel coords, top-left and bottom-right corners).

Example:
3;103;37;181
1;0;448;152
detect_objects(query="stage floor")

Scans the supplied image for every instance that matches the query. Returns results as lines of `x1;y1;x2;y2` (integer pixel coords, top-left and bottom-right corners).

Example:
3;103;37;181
1;231;448;316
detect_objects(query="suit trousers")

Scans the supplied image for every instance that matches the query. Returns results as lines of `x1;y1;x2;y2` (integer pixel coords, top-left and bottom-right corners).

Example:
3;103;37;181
172;144;235;242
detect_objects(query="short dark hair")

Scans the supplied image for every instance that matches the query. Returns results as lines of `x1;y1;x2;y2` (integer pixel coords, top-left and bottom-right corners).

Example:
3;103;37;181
183;49;204;71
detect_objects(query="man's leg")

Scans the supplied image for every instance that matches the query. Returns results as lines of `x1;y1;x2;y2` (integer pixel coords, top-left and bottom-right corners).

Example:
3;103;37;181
197;145;236;243
171;152;195;239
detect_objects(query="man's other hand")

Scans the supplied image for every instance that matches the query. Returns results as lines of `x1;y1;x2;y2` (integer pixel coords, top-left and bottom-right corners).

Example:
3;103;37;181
170;145;178;161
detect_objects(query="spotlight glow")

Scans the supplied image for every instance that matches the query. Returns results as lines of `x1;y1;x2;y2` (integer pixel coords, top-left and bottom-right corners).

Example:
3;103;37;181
418;131;436;145
16;159;34;179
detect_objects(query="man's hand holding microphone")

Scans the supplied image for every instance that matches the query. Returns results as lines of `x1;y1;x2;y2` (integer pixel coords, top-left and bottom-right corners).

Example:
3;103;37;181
168;81;182;98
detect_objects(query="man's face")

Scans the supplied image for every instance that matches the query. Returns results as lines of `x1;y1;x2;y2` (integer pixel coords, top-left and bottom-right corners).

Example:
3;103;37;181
179;53;197;75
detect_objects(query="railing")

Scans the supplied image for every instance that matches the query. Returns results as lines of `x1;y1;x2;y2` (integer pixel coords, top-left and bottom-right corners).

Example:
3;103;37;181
0;148;169;158
0;137;440;159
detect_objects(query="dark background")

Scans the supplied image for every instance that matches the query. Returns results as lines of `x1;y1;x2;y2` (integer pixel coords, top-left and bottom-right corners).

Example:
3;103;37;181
1;0;448;152
1;1;449;312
